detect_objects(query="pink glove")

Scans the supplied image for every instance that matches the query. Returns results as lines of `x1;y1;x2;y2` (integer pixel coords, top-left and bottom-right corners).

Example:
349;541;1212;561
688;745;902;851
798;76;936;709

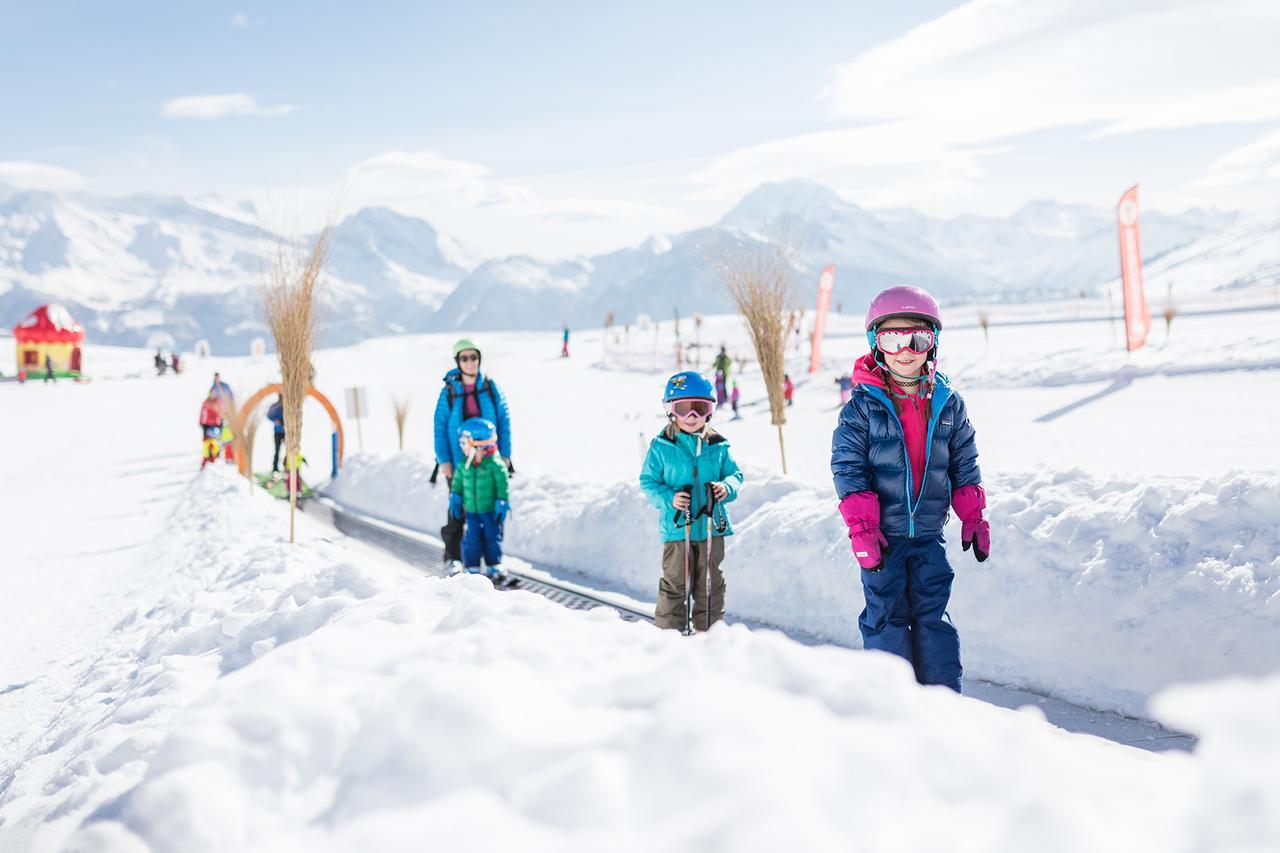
951;484;990;562
838;491;889;571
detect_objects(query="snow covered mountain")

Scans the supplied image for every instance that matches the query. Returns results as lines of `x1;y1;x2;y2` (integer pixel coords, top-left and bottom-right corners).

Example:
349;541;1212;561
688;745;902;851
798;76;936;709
431;180;1240;332
2;179;1263;348
0;189;473;352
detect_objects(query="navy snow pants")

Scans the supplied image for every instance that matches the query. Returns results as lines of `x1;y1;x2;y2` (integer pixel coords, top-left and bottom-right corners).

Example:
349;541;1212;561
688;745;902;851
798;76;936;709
858;535;962;692
462;511;504;569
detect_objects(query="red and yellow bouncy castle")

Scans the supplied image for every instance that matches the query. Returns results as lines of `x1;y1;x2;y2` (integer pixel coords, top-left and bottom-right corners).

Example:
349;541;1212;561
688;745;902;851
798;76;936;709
14;304;85;377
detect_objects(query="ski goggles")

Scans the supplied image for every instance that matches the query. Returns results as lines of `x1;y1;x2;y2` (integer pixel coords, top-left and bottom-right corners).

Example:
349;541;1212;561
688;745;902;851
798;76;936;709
875;327;936;355
668;399;713;418
459;434;497;449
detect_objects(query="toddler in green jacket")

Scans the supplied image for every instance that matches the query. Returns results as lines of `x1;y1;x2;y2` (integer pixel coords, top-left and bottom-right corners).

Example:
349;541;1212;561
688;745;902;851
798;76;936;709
639;371;743;632
450;417;510;579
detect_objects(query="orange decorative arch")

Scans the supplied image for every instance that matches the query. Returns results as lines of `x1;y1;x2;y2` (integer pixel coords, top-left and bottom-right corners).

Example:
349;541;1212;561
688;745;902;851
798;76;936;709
235;384;345;479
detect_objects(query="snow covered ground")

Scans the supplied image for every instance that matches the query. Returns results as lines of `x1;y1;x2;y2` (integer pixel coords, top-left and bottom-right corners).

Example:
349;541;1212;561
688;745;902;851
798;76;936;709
2;301;1278;850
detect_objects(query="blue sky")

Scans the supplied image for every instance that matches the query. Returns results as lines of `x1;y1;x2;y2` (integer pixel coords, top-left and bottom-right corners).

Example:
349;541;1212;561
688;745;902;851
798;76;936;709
3;1;1279;257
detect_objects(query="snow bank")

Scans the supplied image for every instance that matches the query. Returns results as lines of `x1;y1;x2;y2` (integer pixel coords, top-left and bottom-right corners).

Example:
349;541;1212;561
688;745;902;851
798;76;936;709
329;455;1280;717
6;455;1280;852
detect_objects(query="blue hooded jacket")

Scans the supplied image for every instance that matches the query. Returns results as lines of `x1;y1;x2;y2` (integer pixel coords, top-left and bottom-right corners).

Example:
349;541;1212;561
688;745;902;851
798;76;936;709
831;365;981;538
433;369;511;466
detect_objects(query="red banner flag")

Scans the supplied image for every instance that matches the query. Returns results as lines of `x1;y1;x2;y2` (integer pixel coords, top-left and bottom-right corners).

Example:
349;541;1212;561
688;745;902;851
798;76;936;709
1116;185;1150;352
808;265;836;374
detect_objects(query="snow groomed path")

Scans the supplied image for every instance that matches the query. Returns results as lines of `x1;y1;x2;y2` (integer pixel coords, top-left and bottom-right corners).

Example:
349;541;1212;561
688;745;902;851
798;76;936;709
304;493;1196;753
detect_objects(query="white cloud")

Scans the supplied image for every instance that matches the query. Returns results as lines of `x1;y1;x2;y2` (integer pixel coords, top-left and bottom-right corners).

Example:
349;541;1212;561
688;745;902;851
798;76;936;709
0;161;85;191
695;0;1280;214
162;94;294;119
230;12;249;27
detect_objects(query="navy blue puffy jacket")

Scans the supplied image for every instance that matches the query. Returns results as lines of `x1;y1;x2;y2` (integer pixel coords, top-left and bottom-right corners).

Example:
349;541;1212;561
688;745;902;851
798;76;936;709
831;372;981;538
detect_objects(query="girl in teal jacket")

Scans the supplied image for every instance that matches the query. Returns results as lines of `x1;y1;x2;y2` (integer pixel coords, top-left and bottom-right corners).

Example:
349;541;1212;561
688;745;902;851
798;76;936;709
639;371;744;631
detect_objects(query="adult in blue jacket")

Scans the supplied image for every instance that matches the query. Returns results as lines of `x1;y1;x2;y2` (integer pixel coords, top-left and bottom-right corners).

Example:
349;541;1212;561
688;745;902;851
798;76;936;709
267;394;286;472
433;339;512;563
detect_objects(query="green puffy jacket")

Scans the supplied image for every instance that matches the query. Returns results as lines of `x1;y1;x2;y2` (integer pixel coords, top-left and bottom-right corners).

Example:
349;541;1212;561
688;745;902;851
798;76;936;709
639;427;743;541
452;454;509;513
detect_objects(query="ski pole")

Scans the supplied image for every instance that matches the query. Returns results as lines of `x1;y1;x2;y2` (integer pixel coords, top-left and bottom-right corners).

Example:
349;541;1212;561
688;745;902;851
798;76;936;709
705;482;717;632
679;486;693;636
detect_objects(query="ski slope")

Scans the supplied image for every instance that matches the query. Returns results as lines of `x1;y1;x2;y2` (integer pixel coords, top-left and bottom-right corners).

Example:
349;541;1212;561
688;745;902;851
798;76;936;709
2;303;1278;850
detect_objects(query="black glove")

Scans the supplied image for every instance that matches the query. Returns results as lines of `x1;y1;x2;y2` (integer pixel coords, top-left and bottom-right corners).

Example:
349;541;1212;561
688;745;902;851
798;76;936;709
505;458;515;477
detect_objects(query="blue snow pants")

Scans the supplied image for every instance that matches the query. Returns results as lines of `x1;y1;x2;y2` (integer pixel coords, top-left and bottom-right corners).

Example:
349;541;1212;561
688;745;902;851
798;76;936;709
462;511;504;569
858;535;962;692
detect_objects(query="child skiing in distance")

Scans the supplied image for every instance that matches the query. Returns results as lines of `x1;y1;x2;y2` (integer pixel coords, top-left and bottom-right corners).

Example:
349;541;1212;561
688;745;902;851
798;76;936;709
831;285;988;693
450;417;511;581
199;391;223;469
730;379;742;420
639;371;743;632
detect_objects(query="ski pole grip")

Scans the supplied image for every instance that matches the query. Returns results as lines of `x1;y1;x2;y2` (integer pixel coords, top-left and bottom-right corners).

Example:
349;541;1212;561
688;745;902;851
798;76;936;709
672;485;693;525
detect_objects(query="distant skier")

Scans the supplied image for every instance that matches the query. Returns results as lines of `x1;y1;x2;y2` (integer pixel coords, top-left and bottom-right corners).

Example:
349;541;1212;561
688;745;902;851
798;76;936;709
267;394;286;473
730;379;741;420
209;372;236;463
836;374;853;405
714;370;727;409
712;345;731;383
170;352;181;374
832;285;988;693
561;326;570;358
43;354;56;383
154;351;166;375
783;373;794;407
449;418;510;580
433;339;513;565
199;390;224;469
639;371;743;633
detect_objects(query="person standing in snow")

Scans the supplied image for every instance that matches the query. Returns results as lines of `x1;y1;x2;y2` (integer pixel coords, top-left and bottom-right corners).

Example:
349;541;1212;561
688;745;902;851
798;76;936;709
714;370;728;409
712;345;732;384
199;390;224;468
836;374;853;405
639;371;744;632
210;372;237;462
267;394;286;474
831;285;988;693
562;326;570;358
730;379;742;420
433;339;513;565
449;418;510;579
43;354;56;383
783;373;794;407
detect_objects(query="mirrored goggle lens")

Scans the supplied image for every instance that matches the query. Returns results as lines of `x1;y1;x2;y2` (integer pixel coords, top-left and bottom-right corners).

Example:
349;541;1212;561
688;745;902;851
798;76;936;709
876;328;935;354
673;399;712;417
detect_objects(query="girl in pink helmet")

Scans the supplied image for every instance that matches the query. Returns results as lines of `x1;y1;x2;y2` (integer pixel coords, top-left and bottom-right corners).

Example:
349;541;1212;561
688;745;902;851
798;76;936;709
830;285;989;691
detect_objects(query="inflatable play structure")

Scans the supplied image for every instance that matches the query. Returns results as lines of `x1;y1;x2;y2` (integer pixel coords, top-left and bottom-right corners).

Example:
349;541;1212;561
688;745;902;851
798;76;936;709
13;304;85;378
235;384;345;481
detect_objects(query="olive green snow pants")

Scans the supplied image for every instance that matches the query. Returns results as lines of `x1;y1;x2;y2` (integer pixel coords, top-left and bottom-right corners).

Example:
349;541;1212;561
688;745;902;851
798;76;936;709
655;537;726;631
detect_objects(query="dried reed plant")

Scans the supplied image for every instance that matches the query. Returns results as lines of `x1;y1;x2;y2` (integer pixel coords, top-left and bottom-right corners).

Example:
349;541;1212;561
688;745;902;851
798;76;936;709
391;395;412;451
261;225;330;542
703;224;802;473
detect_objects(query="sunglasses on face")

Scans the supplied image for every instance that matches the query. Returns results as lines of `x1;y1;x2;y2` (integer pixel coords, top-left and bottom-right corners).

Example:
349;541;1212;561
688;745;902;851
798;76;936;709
457;353;480;363
876;327;935;355
671;399;713;418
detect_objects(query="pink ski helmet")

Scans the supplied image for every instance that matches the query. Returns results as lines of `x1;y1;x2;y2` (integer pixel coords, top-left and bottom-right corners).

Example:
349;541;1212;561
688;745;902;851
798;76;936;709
864;285;943;331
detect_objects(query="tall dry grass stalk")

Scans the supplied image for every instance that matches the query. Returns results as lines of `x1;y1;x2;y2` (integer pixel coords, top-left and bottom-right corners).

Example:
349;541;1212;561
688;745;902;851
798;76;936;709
703;225;802;473
261;225;331;543
240;403;261;493
391;395;412;451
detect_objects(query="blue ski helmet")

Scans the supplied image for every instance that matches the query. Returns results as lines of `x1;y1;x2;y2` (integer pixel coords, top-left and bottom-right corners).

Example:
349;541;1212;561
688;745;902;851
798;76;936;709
457;417;497;451
663;371;715;403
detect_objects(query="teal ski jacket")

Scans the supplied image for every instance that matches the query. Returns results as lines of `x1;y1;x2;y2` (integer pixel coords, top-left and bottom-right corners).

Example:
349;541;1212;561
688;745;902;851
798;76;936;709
639;427;743;542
